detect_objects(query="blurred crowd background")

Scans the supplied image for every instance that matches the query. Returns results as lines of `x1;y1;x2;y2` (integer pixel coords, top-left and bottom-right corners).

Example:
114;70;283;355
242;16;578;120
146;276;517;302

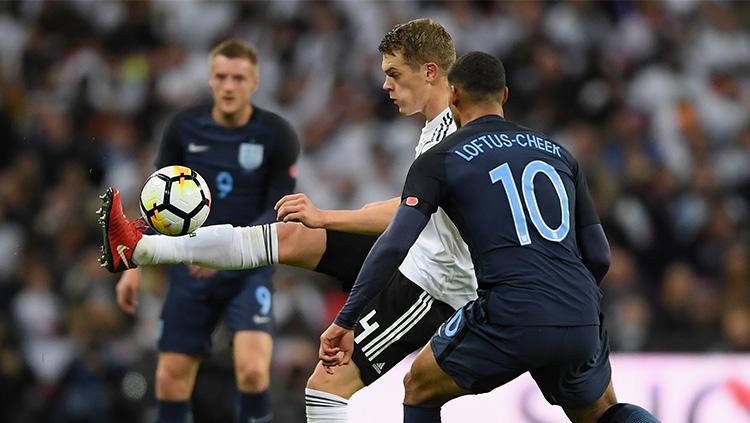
0;0;749;422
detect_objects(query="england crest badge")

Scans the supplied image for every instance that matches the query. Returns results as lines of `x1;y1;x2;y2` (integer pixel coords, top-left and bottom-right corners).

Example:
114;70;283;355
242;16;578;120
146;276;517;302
238;143;264;171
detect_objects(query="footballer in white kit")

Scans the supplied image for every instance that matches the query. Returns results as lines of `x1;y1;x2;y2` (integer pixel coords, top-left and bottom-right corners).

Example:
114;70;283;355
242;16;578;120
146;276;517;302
348;107;476;383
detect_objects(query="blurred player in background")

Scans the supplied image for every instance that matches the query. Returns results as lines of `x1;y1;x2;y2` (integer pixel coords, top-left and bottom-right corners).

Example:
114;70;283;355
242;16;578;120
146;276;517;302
321;51;659;423
100;19;476;422
104;39;299;423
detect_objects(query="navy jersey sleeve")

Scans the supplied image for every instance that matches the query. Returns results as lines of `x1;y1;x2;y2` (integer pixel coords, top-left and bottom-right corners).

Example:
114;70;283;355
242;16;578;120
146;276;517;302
574;162;599;228
251;115;300;225
400;151;447;216
335;206;430;329
574;162;610;283
155;114;184;168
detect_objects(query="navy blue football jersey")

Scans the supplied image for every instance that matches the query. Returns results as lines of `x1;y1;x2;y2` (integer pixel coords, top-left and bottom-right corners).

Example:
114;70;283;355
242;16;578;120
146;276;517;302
155;103;299;227
402;115;602;326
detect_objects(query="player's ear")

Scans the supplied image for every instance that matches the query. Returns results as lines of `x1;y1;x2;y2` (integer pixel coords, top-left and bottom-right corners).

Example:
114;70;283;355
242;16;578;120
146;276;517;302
425;62;439;82
251;73;259;93
502;87;509;105
451;85;460;108
249;64;260;92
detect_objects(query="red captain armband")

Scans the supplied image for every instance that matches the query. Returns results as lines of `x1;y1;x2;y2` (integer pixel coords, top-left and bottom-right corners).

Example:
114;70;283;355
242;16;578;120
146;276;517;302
401;196;434;215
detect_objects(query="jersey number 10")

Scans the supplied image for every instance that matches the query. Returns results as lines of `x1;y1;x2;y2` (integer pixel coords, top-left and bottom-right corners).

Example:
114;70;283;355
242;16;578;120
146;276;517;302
489;160;570;246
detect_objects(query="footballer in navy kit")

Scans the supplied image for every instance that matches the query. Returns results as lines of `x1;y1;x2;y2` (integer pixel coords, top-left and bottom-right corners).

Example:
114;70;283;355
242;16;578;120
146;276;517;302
321;52;659;423
157;103;298;229
116;40;298;423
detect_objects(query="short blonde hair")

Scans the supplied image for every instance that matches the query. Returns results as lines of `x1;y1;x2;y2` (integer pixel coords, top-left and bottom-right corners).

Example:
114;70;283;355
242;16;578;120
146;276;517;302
210;39;258;66
378;19;456;72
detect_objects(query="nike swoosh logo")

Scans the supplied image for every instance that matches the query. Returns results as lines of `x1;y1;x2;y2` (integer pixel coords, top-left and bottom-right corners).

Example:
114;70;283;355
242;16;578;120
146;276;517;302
253;315;271;324
117;244;131;269
248;413;272;423
188;143;210;153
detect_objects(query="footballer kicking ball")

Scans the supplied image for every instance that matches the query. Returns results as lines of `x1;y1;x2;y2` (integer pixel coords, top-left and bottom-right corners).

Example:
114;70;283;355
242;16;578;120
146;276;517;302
139;165;211;236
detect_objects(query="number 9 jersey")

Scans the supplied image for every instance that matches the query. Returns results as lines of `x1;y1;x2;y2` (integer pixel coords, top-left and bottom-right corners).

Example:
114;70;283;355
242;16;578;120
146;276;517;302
155;103;299;228
402;115;602;327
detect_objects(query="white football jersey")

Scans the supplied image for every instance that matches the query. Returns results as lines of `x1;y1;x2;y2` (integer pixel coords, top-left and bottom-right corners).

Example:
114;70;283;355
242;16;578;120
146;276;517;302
398;108;478;309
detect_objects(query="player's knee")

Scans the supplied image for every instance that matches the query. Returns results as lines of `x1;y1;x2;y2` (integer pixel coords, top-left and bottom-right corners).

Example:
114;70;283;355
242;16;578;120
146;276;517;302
306;367;327;391
156;365;193;399
236;361;270;392
276;222;296;243
306;363;361;399
306;363;343;392
276;222;307;252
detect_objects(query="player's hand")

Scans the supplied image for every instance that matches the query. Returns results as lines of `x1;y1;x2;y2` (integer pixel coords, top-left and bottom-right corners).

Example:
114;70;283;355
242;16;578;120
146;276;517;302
319;322;354;371
188;265;218;279
116;268;141;315
275;193;326;228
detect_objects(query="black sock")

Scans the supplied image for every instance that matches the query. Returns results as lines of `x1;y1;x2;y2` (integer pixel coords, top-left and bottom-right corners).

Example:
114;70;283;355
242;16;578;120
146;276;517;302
598;403;661;423
157;400;192;423
236;390;272;422
403;404;441;423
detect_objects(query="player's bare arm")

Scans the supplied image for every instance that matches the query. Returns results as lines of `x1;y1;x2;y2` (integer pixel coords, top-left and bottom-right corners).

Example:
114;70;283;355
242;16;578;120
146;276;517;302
275;194;399;235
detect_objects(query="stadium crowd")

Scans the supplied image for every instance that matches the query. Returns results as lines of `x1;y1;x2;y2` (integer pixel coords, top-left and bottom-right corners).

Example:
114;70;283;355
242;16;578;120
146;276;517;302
0;0;748;421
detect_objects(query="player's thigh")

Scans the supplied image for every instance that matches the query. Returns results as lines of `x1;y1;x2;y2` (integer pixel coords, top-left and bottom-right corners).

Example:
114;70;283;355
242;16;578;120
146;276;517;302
430;298;529;394
155;352;201;399
351;272;454;386
158;266;225;355
276;222;327;270
404;343;470;407
530;323;611;411
306;360;365;399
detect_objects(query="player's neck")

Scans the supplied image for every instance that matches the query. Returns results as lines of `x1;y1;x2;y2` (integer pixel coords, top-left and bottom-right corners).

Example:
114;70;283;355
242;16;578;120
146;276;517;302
213;104;254;127
422;83;452;122
458;103;504;126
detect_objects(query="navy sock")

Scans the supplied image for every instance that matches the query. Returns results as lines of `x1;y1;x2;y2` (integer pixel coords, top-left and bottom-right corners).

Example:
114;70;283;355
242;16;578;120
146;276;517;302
403;404;441;423
157;400;192;423
236;390;272;423
598;403;661;423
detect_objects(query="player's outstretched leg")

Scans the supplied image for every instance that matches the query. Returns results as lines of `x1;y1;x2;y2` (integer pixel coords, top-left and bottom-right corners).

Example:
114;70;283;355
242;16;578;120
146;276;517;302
97;187;143;272
97;186;327;274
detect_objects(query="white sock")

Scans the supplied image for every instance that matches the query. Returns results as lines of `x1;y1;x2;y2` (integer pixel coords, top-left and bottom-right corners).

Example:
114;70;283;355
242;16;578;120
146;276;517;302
305;388;348;422
133;223;279;269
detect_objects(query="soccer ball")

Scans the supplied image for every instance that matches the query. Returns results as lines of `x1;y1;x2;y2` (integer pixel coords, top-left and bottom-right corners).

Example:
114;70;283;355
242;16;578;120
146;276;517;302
139;165;211;236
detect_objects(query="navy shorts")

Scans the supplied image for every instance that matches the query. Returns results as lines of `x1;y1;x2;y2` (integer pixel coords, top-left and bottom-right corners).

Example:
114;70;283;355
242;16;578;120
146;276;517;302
431;295;611;409
157;265;274;356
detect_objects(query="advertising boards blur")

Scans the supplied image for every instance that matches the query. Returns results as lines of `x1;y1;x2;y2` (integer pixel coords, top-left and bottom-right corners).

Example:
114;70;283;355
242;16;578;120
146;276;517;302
349;354;750;422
